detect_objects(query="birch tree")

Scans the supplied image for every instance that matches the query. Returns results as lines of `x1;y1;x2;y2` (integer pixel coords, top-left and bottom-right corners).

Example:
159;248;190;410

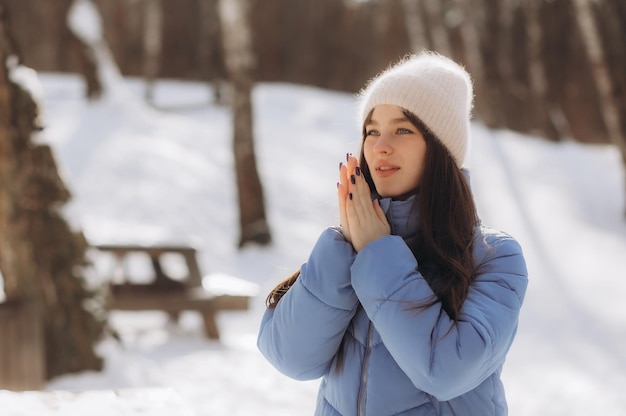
218;0;271;247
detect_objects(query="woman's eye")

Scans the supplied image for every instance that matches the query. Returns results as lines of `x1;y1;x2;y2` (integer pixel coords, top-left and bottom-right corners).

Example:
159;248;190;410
398;128;413;134
365;129;379;136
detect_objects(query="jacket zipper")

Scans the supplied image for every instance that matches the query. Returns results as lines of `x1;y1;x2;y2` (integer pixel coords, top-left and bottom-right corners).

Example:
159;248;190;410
356;202;391;415
357;321;374;416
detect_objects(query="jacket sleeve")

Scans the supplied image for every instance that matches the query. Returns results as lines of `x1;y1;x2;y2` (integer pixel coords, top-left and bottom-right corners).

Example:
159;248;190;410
350;230;528;401
257;227;359;380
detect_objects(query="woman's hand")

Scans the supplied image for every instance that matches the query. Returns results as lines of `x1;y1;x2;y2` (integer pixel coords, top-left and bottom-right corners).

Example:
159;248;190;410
338;154;390;252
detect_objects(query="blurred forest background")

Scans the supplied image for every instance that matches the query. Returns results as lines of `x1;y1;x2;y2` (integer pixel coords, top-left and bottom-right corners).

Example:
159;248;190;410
1;0;626;388
5;0;626;146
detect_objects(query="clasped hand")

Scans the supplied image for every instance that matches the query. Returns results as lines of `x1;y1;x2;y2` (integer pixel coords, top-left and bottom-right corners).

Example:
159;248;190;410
338;154;390;252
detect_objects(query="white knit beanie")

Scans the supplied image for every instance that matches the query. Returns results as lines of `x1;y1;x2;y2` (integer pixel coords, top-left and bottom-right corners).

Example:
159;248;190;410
357;52;473;168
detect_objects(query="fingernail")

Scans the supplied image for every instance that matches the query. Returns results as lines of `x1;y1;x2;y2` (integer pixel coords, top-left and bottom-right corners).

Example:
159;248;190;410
336;182;339;188
355;166;361;176
339;162;343;171
350;175;355;185
349;193;353;200
346;153;350;162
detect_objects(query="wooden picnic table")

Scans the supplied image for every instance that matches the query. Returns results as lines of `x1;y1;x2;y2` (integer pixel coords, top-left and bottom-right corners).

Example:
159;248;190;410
93;243;257;340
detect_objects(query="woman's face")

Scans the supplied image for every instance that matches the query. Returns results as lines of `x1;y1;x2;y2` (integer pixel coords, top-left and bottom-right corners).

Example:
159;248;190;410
363;104;427;198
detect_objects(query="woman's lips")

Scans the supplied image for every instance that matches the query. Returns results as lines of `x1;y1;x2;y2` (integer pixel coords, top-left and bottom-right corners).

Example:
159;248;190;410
375;165;399;178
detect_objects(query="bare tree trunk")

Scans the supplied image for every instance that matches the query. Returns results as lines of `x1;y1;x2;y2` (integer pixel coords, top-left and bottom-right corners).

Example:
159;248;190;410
524;0;558;140
456;0;484;81
496;0;531;133
218;0;271;247
573;0;626;158
401;0;429;53
0;3;29;304
496;0;524;102
143;0;162;104
456;0;489;124
199;0;225;104
423;0;452;57
572;0;626;216
60;0;102;99
372;0;392;47
496;0;514;84
68;0;129;101
0;3;106;380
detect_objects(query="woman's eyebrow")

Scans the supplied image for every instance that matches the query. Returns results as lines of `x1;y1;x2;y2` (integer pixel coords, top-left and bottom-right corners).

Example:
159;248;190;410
367;117;410;126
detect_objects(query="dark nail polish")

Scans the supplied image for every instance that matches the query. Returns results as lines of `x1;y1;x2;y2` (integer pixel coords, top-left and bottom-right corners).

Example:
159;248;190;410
349;193;353;200
355;166;361;176
350;175;355;185
339;162;343;171
337;182;339;188
346;153;350;162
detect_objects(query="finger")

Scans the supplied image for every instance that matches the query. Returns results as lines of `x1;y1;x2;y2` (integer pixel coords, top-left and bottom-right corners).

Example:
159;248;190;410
347;156;365;204
354;164;371;206
345;189;357;228
339;164;353;215
373;199;388;225
337;180;347;216
344;159;359;220
338;162;349;198
352;163;378;225
338;162;352;241
346;155;365;219
346;153;357;178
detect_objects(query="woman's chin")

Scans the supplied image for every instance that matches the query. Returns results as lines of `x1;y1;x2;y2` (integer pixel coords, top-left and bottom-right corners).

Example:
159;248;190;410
376;186;417;200
376;188;399;199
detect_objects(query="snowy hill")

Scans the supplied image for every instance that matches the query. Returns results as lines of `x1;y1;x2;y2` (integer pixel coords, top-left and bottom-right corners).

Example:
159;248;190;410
26;73;626;415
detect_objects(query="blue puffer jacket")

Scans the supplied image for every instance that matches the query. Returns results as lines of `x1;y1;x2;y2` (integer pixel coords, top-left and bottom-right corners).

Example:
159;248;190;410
258;196;528;415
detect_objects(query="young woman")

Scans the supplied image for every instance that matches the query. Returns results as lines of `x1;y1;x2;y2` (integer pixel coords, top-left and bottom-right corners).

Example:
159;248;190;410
257;52;528;416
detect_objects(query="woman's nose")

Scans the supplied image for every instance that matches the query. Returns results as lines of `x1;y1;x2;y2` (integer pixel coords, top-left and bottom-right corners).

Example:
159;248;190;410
374;133;393;154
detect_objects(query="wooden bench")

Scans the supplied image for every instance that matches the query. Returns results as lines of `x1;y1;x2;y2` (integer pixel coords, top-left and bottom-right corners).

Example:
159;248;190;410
93;244;257;340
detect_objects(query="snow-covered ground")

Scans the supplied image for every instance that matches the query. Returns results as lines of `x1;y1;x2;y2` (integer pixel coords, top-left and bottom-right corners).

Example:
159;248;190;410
7;72;626;415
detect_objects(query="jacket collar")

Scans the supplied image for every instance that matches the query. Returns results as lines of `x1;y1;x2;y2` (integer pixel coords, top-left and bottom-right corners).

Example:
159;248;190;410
378;194;419;240
374;168;472;238
373;168;471;236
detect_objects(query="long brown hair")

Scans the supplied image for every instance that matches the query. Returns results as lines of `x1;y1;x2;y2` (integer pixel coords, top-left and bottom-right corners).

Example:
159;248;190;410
266;269;299;309
267;109;478;321
394;109;478;321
